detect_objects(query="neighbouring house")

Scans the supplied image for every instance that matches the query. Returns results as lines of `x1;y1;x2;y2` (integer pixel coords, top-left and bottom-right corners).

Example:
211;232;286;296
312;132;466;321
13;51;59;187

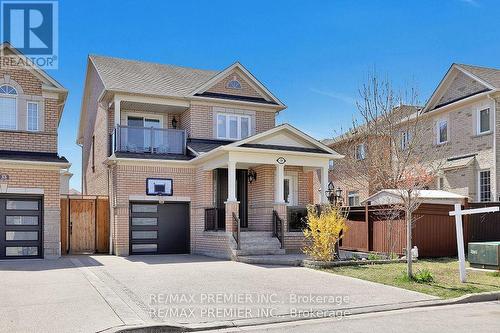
325;63;500;204
361;189;467;206
77;55;342;258
0;43;69;259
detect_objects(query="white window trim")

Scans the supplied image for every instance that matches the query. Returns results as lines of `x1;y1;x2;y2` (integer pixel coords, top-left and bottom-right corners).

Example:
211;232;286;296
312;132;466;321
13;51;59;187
477;169;492;202
26;101;39;132
348;191;360;206
0;94;17;131
476;107;491;135
401;131;410;150
216;112;251;140
284;174;298;206
355;143;366;160
436;119;448;145
437;176;444;190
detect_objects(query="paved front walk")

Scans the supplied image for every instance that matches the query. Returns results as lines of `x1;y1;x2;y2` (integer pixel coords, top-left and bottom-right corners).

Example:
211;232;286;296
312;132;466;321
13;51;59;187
0;255;436;332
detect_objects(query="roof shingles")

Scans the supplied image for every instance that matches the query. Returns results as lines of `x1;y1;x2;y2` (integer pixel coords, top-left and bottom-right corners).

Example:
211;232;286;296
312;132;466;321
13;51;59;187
90;55;219;97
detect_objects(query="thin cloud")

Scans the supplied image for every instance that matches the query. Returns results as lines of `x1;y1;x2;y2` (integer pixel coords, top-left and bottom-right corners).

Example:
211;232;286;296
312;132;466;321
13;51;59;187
309;88;357;106
459;0;480;6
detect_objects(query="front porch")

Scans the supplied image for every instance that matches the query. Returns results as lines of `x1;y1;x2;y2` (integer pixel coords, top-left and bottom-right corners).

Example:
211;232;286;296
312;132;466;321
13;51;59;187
200;150;332;257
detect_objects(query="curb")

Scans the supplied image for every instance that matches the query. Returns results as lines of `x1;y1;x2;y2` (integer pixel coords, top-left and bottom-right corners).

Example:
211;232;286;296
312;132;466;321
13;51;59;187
302;258;414;269
102;291;500;333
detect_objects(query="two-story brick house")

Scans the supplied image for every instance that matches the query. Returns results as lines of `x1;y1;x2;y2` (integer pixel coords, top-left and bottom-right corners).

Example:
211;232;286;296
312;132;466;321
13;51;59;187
0;43;69;259
78;55;341;258
325;63;500;204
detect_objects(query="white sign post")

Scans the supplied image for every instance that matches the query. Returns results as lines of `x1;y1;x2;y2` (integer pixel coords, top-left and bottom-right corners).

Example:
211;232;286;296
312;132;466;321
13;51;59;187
449;203;499;283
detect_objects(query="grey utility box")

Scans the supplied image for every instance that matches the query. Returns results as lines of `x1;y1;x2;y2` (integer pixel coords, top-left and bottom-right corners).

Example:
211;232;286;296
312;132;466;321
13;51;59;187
468;242;500;270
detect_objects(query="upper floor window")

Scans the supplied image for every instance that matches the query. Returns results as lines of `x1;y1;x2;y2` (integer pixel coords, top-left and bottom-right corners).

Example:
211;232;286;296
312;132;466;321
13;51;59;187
0;84;17;130
216;113;250;140
226;76;242;89
401;131;410;150
27;102;39;131
355;143;366;160
437;176;445;190
477;108;490;135
0;85;17;95
437;119;448;144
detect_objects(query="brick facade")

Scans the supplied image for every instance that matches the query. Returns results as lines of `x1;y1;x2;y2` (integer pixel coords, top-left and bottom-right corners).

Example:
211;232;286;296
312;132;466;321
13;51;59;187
0;50;66;259
206;70;265;99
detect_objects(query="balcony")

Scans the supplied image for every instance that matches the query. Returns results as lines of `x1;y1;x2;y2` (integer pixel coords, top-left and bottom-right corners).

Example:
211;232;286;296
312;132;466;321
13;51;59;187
113;125;187;156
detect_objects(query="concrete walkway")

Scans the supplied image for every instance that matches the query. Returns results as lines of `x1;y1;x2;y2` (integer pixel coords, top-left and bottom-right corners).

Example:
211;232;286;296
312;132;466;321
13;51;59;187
0;254;436;332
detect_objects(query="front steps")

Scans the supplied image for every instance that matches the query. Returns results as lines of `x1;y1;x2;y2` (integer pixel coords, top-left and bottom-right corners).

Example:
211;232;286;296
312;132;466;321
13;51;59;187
231;231;285;257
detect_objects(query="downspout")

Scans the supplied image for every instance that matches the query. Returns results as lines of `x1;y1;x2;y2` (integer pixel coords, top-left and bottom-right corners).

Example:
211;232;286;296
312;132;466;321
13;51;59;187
107;162;114;255
488;94;497;201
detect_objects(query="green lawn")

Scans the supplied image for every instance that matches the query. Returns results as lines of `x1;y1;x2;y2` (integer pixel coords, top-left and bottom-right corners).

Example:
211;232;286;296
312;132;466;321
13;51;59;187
322;258;500;299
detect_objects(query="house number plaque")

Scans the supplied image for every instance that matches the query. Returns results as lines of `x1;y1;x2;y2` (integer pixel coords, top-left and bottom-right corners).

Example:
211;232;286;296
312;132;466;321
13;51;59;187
0;174;9;181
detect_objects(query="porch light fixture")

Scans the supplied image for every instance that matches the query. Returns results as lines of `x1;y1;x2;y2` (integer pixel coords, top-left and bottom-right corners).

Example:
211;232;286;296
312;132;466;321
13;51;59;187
171;116;178;129
325;181;343;206
248;169;257;183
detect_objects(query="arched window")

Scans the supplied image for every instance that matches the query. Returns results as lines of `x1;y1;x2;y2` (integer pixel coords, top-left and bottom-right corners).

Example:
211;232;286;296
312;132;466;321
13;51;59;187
0;85;17;95
0;84;18;130
226;76;242;89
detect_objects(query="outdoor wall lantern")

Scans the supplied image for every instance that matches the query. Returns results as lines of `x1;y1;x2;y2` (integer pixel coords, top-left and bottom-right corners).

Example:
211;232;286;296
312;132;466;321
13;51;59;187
324;181;343;205
248;169;257;183
171;116;178;129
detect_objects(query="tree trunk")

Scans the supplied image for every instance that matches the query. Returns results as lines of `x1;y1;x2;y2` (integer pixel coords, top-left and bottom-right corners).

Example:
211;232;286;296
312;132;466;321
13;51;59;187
406;208;413;278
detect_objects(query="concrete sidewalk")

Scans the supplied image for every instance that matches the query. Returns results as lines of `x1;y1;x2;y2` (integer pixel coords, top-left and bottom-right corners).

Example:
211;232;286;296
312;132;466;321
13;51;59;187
0;255;437;333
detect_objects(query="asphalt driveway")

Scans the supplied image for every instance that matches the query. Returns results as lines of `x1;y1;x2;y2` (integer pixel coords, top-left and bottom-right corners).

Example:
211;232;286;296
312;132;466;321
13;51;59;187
0;255;436;332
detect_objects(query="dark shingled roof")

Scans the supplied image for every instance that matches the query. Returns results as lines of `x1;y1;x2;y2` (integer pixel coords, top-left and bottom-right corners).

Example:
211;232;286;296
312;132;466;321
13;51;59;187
187;138;233;154
0;150;68;163
114;152;194;160
241;144;328;154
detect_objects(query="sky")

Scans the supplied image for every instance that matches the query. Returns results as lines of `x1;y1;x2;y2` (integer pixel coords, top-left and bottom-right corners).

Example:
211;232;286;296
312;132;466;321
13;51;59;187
51;0;500;191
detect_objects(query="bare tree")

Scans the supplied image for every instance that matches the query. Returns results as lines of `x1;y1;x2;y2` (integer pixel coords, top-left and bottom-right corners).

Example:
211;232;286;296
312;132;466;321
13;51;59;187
332;72;443;277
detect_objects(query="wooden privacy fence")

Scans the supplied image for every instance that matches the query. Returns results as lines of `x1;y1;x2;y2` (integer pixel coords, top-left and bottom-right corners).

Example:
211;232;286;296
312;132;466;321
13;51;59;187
340;203;500;258
60;196;109;254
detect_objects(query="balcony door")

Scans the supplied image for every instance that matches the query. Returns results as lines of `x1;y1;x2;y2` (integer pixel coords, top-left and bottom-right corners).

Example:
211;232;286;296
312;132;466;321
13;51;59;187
127;116;162;152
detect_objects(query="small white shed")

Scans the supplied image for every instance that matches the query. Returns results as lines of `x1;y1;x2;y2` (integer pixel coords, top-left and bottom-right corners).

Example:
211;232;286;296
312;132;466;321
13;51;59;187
361;189;467;206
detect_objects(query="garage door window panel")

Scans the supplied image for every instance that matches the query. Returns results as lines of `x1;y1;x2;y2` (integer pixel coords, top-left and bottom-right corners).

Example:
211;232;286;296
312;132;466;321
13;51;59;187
5;231;38;241
6;216;38;225
6;200;39;210
5;246;38;256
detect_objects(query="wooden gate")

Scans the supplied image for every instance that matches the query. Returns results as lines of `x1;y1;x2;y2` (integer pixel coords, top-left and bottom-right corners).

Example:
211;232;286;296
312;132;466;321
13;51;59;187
60;196;109;254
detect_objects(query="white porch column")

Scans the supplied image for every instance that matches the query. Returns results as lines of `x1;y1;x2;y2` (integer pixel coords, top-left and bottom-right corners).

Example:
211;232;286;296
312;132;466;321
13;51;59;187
275;163;285;203
227;161;237;202
114;96;121;126
320;165;329;204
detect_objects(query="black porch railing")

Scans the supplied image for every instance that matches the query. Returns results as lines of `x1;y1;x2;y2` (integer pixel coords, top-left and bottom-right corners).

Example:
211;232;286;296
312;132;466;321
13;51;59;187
232;212;241;250
204;208;225;231
272;210;285;249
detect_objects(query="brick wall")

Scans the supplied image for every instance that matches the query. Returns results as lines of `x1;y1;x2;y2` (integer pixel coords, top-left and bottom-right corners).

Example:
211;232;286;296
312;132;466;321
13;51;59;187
0;166;61;258
111;163;231;257
206;70;264;99
181;104;275;139
0;62;59;153
83;64;108;195
438;71;487;107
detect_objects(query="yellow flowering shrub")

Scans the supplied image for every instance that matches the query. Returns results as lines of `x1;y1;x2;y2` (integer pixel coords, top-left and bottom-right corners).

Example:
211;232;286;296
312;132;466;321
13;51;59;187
302;204;348;261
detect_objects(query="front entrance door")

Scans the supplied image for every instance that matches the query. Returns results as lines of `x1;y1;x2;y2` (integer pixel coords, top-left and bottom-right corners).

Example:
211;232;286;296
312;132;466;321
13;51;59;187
70;199;96;253
215;168;248;228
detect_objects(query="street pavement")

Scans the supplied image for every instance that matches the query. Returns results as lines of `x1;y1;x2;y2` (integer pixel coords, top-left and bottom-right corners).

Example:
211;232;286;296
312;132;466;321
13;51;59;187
0;254;438;332
204;301;500;333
